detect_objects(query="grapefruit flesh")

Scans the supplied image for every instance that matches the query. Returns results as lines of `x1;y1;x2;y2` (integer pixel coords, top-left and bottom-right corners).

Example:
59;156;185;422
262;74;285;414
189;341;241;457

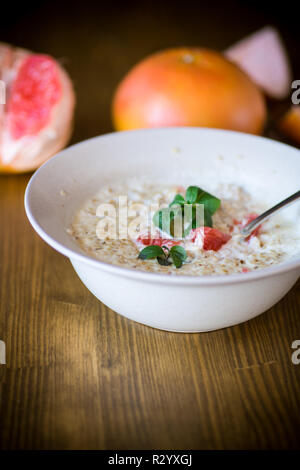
189;227;231;251
136;232;181;249
7;55;62;139
0;43;75;173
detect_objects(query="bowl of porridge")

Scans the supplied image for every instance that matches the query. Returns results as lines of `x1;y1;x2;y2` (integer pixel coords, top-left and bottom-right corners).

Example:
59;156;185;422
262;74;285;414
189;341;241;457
25;128;300;332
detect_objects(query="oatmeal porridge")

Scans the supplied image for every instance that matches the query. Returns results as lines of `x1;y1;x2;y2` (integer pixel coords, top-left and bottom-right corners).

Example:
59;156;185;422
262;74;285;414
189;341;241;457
69;178;300;276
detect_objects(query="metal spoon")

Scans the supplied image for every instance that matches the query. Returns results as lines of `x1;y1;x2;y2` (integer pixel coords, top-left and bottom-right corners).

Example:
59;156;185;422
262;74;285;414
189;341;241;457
240;190;300;238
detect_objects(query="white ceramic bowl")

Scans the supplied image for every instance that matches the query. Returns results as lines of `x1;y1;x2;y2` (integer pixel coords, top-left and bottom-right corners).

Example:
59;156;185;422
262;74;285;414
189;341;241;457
25;128;300;332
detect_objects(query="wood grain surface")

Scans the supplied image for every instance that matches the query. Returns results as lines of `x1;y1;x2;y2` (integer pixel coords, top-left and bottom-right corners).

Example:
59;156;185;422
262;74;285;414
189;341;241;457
0;0;300;450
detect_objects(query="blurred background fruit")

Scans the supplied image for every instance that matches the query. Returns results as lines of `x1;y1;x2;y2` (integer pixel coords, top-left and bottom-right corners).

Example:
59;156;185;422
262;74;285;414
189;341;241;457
224;26;291;99
0;43;75;173
278;106;300;144
112;47;266;134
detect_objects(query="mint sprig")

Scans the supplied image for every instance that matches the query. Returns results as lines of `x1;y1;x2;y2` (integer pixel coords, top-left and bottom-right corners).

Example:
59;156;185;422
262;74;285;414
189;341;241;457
169;194;186;207
154;185;220;237
168;245;187;268
152;206;182;237
173;186;220;214
138;245;187;269
137;245;165;260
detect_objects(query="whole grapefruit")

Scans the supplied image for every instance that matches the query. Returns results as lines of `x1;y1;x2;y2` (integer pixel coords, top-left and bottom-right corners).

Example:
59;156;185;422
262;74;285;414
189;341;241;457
112;48;266;134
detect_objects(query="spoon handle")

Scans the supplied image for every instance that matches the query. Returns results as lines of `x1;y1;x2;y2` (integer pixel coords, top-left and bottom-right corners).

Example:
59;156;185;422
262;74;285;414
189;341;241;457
241;190;300;238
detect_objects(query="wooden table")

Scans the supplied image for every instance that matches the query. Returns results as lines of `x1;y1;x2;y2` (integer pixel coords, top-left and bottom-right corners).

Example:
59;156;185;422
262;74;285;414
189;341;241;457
1;0;300;450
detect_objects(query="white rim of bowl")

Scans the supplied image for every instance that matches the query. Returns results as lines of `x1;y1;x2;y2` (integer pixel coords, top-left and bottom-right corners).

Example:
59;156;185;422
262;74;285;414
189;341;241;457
24;127;300;287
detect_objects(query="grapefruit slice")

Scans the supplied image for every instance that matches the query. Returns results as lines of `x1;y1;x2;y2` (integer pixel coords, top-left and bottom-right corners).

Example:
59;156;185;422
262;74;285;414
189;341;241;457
278;106;300;145
0;43;75;173
189;227;231;251
136;231;181;249
224;26;291;99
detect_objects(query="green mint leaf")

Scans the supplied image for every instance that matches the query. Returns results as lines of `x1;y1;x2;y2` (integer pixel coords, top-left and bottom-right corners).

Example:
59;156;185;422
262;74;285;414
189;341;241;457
169;194;186;207
185;186;202;204
184;204;206;230
198;192;220;215
157;255;172;266
183;223;193;238
170;252;183;268
185;186;220;215
170;245;187;261
138;245;165;260
204;209;213;227
153;186;220;240
138;244;187;269
153;206;183;236
170;245;187;268
190;204;203;228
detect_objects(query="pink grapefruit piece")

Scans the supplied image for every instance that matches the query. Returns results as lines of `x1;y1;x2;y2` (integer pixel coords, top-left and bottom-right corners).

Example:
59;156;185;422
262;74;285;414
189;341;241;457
189;227;231;251
0;43;75;173
234;213;262;241
224;26;291;99
136;231;182;250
